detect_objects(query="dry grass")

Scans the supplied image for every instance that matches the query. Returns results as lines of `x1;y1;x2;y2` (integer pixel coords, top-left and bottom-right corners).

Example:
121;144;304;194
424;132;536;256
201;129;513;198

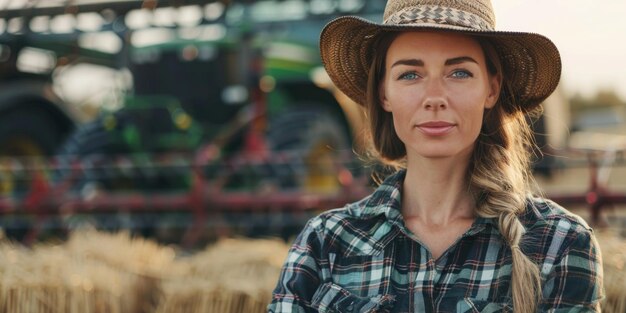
0;232;289;313
0;229;623;312
0;237;149;312
595;229;626;313
155;238;288;313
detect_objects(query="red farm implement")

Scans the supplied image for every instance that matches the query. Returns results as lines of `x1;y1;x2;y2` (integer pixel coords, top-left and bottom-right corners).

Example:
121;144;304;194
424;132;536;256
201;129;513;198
1;134;625;247
0;148;372;247
546;133;626;226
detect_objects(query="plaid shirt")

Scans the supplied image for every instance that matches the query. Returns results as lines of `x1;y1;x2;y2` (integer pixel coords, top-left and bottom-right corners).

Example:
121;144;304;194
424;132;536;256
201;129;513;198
268;170;604;313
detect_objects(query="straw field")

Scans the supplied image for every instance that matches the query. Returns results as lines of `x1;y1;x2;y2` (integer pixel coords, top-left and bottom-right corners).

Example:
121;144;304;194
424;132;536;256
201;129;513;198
596;229;626;313
0;230;288;313
0;228;623;312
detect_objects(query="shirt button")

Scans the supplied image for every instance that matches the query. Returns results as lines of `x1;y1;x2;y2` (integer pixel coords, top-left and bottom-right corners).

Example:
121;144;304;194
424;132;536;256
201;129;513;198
346;301;354;312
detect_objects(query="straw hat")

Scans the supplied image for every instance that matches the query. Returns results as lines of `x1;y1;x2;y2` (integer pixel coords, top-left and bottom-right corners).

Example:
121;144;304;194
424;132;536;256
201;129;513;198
319;0;561;111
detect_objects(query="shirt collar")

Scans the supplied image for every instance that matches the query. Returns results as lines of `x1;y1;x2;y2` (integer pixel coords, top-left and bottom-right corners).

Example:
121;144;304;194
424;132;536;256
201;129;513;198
359;169;406;222
353;169;496;252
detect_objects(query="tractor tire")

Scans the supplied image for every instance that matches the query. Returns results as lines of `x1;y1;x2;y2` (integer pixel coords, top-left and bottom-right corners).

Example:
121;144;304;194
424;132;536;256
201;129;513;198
0;107;68;241
56;116;110;152
0;107;66;156
55;116;186;240
56;115;133;191
266;104;351;192
57;119;111;156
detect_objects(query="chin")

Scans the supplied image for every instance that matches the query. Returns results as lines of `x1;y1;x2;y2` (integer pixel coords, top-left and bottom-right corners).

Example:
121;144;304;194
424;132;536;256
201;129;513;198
419;152;459;159
411;145;475;161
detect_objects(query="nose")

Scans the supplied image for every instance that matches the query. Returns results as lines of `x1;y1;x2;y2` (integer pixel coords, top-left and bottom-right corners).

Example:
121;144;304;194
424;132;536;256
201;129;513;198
422;79;448;110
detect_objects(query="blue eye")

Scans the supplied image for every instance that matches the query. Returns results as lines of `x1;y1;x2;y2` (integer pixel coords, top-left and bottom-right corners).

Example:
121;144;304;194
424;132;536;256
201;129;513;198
451;70;473;78
399;72;419;80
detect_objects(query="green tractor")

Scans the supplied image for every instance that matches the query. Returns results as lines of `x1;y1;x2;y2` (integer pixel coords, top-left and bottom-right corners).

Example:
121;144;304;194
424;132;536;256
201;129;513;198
0;0;386;240
51;0;387;193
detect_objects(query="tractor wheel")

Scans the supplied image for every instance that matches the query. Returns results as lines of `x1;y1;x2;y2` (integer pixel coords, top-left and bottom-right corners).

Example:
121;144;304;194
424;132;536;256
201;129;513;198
56;116;190;241
57;117;115;156
0;107;65;156
0;107;67;241
267;104;351;192
56;115;134;191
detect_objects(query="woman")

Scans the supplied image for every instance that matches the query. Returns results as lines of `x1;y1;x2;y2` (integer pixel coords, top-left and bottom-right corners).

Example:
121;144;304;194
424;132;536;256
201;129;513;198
269;0;603;312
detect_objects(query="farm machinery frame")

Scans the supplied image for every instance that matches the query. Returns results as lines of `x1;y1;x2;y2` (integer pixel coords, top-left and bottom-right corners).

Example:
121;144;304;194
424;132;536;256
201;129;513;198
0;0;383;243
0;0;624;245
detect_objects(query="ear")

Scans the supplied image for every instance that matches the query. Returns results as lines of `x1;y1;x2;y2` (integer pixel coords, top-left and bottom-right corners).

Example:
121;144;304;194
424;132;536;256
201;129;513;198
485;73;502;109
379;81;392;112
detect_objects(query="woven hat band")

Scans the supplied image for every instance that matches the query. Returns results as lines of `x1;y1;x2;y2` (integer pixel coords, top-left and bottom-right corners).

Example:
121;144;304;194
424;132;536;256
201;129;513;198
383;5;494;31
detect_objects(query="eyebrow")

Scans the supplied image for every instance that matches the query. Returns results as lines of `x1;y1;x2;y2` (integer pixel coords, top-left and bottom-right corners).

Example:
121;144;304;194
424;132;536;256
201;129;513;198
391;56;479;68
391;59;424;68
445;56;479;66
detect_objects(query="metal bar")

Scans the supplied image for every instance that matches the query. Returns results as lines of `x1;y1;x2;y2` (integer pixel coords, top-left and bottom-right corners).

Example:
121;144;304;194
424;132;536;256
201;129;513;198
0;147;624;245
0;0;220;19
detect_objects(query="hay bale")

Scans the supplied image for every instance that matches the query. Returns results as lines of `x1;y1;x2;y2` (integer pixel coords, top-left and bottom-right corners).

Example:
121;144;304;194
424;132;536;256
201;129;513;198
0;242;127;313
595;229;626;313
65;230;176;278
155;238;289;313
0;232;291;313
155;279;268;313
0;230;177;313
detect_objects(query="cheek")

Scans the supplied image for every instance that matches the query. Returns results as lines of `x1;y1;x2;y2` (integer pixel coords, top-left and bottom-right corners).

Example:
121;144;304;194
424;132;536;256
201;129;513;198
390;110;411;136
464;108;486;139
453;89;491;128
450;84;491;108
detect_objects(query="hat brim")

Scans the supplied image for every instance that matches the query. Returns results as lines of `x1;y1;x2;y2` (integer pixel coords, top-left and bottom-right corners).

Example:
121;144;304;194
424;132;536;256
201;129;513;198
319;16;561;111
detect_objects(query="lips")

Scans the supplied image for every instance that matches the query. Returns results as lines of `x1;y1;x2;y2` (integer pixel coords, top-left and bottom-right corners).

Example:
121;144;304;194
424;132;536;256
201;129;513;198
415;121;455;136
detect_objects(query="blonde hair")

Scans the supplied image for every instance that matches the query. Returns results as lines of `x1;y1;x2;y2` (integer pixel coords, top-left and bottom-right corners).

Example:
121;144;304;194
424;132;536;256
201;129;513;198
365;32;542;312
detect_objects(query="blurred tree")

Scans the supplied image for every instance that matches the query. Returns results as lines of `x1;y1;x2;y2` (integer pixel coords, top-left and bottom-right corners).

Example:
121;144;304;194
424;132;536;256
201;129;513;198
570;89;626;111
570;89;626;131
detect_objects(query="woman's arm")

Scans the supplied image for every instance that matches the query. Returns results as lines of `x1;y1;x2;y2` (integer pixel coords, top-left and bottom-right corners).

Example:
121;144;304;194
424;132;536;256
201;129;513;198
540;228;604;312
268;220;325;313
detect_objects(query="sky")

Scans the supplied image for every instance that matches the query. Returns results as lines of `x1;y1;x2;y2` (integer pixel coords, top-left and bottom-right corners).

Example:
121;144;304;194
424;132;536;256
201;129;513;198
492;0;626;100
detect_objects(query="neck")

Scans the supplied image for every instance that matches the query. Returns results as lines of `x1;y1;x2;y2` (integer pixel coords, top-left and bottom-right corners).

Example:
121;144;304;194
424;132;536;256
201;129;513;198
402;155;475;226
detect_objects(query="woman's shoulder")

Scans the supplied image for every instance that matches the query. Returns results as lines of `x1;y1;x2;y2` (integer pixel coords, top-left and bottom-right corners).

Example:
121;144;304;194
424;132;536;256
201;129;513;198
522;196;593;233
520;197;597;257
306;194;389;233
298;193;400;256
306;171;405;235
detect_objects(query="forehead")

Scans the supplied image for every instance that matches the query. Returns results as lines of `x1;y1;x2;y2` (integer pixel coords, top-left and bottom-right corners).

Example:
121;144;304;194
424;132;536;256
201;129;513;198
386;31;484;61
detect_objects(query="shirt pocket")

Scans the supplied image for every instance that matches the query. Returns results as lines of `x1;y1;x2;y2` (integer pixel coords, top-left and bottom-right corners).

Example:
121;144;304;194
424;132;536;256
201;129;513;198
310;282;396;313
460;297;512;313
